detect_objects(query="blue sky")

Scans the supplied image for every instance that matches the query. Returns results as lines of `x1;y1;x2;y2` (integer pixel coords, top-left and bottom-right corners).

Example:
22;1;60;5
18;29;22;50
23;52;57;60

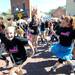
0;0;11;13
0;0;66;13
31;0;66;12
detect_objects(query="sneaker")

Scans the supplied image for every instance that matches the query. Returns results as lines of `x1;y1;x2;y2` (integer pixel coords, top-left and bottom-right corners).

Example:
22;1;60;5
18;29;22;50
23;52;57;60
51;67;56;72
70;73;75;75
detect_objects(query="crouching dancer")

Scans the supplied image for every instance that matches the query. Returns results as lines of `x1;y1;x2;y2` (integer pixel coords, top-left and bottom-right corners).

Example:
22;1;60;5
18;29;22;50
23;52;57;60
0;26;34;75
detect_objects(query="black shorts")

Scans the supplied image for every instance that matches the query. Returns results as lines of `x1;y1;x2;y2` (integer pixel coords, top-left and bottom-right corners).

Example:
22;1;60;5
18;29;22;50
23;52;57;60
11;54;27;65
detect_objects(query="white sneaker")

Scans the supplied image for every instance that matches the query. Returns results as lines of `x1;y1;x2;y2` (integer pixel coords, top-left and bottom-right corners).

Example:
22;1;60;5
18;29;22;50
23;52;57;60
51;67;56;72
70;73;75;75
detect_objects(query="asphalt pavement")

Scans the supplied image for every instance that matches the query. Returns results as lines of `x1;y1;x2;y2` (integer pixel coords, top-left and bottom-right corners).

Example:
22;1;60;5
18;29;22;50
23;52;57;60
1;41;75;75
23;42;75;75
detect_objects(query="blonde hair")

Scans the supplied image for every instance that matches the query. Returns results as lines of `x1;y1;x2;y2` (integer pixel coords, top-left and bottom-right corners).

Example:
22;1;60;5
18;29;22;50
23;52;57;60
4;26;16;33
61;16;73;28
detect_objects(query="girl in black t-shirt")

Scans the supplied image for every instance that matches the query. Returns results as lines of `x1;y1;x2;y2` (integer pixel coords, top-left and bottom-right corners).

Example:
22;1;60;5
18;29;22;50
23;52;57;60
50;16;75;73
29;15;39;52
0;26;34;66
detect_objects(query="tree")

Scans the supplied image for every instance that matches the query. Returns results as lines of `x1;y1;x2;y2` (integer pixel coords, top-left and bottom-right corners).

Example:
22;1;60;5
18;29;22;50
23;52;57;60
1;12;7;16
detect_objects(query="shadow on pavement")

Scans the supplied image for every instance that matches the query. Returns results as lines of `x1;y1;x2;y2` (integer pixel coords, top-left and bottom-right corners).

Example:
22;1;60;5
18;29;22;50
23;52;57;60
23;60;72;75
22;50;72;75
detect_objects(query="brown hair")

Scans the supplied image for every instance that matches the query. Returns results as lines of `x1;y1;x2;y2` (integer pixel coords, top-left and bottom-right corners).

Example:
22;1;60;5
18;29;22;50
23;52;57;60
72;17;75;29
63;16;73;28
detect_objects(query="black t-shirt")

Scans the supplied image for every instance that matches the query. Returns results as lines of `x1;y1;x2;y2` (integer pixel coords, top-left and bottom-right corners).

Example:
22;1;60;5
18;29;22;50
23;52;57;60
56;27;75;47
0;33;28;65
29;21;39;34
45;21;48;28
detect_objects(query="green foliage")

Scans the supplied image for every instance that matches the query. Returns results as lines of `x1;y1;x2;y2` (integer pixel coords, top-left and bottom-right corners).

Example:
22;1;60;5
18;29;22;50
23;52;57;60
1;12;8;16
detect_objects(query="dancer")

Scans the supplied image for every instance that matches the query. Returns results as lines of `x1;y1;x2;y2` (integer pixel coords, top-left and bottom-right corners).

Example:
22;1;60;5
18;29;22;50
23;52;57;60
51;16;75;73
0;26;34;74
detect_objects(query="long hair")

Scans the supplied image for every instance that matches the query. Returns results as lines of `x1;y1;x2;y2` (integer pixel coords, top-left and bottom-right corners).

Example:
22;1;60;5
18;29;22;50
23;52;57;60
71;16;75;29
63;16;73;28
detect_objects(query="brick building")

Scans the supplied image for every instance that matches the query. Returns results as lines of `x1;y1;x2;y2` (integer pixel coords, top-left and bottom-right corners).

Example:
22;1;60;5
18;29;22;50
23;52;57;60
10;0;30;18
51;7;66;18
